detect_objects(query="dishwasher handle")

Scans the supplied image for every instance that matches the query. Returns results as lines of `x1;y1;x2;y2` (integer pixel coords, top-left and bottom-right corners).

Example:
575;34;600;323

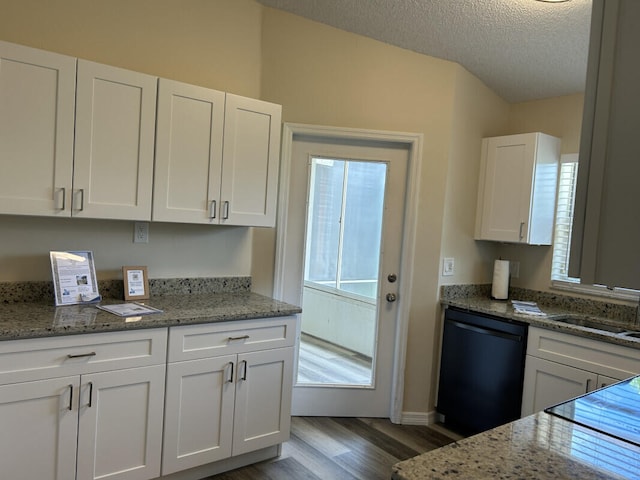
447;319;524;343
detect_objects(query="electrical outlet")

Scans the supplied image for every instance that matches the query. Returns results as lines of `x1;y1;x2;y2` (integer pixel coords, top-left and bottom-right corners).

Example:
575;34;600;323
134;222;149;243
510;261;520;279
443;257;455;276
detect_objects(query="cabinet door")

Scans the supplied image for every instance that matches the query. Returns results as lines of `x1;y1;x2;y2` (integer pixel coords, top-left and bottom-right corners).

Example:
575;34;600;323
162;355;236;475
73;60;157;220
76;365;165;480
596;374;624;390
220;94;282;227
570;0;640;289
153;79;225;223
0;376;79;480
521;355;597;417
0;41;76;217
232;347;293;456
476;134;536;243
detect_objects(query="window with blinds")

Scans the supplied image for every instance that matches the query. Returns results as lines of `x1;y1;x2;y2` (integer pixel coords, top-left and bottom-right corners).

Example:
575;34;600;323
551;154;580;283
551;154;638;300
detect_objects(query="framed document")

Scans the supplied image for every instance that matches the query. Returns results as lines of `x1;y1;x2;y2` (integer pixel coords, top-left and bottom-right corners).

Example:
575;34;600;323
123;266;149;300
50;251;100;306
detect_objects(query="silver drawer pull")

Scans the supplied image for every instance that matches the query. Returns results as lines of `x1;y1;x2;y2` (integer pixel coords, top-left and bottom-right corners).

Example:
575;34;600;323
67;351;96;359
227;335;250;341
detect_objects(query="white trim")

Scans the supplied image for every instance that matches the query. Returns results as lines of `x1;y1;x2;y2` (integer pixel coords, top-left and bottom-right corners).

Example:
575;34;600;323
551;280;640;303
273;123;423;424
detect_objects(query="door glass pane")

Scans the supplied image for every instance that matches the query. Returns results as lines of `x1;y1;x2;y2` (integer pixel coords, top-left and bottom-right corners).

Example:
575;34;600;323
298;157;387;386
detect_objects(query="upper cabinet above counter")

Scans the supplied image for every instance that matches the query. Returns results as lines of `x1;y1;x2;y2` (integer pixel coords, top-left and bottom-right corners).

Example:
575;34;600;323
475;132;561;245
569;0;640;289
0;41;282;227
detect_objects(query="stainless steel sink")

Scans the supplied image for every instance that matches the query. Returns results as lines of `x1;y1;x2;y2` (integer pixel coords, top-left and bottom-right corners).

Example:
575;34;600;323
554;316;638;335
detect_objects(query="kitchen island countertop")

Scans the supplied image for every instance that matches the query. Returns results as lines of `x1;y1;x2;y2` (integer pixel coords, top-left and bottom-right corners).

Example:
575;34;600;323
392;411;640;480
0;291;301;341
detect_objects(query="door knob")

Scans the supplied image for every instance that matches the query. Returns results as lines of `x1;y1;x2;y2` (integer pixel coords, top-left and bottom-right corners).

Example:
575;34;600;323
387;273;397;283
386;293;397;302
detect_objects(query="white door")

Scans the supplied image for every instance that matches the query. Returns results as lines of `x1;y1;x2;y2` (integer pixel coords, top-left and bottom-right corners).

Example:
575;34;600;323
233;347;294;455
0;376;79;480
76;365;165;480
276;125;417;418
220;94;282;227
73;60;157;220
0;41;76;217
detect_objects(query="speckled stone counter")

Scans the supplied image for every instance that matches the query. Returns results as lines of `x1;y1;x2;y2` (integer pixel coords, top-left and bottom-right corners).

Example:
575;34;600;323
440;285;640;350
0;277;301;341
392;412;640;480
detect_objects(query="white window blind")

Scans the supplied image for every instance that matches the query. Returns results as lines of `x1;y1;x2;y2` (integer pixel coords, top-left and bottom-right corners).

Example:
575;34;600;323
551;154;579;283
550;154;639;300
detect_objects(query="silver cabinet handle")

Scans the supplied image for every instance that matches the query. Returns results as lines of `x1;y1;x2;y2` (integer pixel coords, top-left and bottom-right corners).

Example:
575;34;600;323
210;200;217;219
223;201;230;220
88;382;93;407
519;222;525;240
227;335;250;341
74;189;85;211
67;352;96;359
57;187;66;211
240;360;248;381
227;362;234;383
68;384;74;411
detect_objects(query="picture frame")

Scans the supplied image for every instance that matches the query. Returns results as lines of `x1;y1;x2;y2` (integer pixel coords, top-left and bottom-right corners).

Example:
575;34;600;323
50;251;100;306
122;266;150;301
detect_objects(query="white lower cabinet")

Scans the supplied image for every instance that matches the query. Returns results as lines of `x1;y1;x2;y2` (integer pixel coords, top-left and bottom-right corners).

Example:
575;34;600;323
0;318;296;479
0;376;79;480
162;317;296;476
76;365;166;480
0;329;167;480
521;327;640;416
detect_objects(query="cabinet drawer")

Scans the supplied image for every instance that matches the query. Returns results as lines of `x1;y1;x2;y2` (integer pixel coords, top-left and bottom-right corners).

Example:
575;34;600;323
0;328;167;384
168;316;296;362
527;327;640;380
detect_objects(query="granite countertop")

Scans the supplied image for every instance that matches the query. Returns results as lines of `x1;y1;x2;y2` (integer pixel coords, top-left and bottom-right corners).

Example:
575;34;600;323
392;411;640;480
0;278;301;341
441;285;640;350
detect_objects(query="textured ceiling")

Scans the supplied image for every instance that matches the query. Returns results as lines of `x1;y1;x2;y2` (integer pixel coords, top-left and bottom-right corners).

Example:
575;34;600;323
257;0;593;103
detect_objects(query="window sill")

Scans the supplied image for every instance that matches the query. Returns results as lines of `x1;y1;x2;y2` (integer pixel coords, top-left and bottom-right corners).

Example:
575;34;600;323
551;280;640;303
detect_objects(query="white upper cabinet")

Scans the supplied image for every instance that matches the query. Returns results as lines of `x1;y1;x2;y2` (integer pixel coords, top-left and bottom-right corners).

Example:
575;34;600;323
154;86;282;227
475;132;560;245
0;41;76;217
569;0;640;289
74;60;157;220
0;41;281;226
220;94;282;227
153;79;225;223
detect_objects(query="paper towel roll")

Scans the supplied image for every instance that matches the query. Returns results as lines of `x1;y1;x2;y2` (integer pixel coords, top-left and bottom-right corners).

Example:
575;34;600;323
491;260;510;300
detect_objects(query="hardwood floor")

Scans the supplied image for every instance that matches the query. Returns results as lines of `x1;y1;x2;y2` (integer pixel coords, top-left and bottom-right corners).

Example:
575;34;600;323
297;333;373;385
208;417;459;479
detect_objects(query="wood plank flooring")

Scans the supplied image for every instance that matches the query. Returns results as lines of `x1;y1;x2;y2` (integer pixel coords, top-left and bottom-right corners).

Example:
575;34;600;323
208;417;459;479
297;334;373;385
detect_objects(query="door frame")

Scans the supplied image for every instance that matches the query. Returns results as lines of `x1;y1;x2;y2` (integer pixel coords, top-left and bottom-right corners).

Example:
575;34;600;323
273;123;423;423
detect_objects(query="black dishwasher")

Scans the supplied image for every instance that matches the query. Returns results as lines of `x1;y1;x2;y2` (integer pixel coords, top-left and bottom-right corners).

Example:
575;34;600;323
436;307;528;435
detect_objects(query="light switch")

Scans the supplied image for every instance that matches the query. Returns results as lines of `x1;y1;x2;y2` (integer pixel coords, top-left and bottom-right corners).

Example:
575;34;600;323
443;257;455;276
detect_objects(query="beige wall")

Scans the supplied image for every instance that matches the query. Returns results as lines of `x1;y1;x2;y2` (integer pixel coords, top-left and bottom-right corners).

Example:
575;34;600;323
257;8;510;413
496;94;585;292
0;0;262;282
